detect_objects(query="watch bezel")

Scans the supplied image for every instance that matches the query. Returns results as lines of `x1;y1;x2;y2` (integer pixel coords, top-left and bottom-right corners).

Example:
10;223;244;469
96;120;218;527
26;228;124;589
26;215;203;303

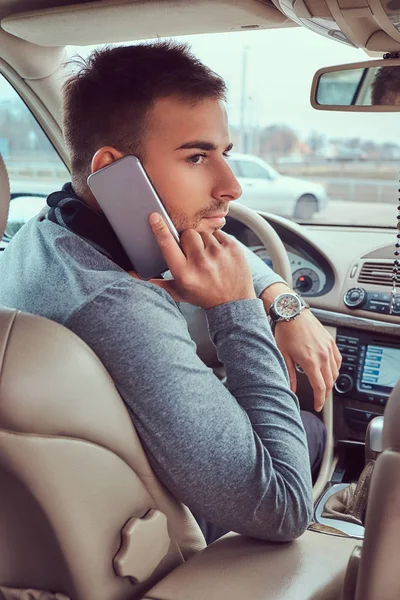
271;292;304;321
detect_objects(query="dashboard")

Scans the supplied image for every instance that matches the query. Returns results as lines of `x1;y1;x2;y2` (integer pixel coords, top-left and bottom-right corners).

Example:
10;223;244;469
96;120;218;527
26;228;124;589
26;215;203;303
250;244;327;296
224;215;334;298
225;213;400;445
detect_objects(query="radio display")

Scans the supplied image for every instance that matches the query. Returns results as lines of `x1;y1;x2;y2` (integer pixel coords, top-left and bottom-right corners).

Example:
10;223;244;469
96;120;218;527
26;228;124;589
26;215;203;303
360;345;400;395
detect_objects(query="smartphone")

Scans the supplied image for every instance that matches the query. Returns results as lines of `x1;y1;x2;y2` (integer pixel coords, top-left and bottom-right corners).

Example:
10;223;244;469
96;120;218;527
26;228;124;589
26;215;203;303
87;155;180;279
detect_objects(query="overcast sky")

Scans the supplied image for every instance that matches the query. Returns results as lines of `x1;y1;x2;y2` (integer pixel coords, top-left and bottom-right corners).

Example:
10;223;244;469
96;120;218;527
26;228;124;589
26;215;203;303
1;26;398;146
172;28;399;145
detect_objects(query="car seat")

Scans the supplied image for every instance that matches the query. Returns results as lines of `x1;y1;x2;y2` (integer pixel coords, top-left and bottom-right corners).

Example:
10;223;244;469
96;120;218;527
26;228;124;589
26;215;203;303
0;153;205;600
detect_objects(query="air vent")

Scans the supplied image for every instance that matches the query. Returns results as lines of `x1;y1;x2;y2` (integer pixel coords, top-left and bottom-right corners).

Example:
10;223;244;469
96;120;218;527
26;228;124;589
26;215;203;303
358;261;393;287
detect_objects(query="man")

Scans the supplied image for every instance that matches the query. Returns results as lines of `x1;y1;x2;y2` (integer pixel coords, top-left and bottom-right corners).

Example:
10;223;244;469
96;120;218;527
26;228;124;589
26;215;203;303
0;41;340;543
371;65;400;106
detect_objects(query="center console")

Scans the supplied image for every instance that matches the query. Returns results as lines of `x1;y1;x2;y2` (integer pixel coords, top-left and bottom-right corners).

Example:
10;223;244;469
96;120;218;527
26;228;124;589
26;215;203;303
314;329;394;539
334;327;400;441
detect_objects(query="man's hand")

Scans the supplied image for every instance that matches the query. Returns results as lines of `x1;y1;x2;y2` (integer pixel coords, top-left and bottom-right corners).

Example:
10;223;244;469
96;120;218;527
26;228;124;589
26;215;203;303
145;213;256;309
261;283;341;412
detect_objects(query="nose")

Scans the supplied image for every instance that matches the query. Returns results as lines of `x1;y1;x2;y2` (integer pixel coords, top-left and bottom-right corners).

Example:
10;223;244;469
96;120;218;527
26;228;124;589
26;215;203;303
213;159;242;203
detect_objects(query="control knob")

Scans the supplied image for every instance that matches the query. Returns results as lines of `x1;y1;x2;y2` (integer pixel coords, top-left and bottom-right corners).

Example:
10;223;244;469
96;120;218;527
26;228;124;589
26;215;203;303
335;374;354;394
344;287;367;309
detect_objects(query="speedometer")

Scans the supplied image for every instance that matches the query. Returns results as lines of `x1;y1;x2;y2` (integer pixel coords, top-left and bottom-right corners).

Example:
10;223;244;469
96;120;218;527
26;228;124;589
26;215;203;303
293;268;321;295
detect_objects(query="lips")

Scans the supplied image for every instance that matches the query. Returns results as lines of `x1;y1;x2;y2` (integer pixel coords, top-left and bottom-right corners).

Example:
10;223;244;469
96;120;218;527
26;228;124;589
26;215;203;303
203;213;228;219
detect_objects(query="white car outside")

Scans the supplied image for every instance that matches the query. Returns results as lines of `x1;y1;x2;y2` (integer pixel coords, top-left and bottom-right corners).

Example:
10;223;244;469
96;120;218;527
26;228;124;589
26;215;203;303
4;153;328;242
228;153;328;219
4;195;47;240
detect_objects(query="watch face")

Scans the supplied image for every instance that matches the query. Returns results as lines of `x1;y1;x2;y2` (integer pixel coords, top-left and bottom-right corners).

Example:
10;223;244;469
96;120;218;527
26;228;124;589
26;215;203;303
274;293;302;319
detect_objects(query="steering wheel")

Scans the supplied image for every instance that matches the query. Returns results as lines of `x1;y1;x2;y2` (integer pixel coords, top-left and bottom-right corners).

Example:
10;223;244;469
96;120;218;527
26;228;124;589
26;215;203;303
179;203;293;367
228;203;292;283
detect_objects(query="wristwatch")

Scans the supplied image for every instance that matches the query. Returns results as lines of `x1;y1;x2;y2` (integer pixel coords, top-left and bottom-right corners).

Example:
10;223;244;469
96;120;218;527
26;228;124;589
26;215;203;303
269;292;309;327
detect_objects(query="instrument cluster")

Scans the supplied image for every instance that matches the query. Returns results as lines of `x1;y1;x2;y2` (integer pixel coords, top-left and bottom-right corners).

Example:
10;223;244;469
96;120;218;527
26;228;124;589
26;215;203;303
252;244;327;296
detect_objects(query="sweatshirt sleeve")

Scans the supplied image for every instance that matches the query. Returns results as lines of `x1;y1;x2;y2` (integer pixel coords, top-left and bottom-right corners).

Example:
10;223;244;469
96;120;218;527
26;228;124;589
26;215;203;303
235;238;288;297
66;278;313;542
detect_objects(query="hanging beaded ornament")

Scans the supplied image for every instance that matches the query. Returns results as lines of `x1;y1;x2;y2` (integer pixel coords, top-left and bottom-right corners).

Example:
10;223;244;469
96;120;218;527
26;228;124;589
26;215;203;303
389;185;400;314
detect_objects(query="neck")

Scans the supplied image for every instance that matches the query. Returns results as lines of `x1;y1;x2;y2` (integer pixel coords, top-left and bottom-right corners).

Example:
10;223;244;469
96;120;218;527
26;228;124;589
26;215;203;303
80;188;103;214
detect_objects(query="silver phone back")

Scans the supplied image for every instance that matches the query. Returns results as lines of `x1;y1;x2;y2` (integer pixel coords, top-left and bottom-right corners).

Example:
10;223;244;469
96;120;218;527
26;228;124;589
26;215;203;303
87;155;179;279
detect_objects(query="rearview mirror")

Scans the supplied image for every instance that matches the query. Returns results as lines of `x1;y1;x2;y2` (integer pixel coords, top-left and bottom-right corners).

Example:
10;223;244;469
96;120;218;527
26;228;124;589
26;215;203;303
311;58;400;111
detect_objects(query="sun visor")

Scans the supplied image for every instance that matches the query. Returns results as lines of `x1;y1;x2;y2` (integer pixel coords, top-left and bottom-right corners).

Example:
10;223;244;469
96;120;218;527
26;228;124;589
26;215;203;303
271;0;400;51
1;0;289;48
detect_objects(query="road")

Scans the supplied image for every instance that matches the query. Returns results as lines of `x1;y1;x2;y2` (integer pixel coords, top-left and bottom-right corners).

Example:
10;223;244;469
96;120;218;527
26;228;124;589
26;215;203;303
310;199;396;227
304;176;397;206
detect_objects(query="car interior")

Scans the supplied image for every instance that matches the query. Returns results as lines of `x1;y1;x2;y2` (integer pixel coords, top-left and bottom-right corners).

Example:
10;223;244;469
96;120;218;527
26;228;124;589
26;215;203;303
1;0;400;598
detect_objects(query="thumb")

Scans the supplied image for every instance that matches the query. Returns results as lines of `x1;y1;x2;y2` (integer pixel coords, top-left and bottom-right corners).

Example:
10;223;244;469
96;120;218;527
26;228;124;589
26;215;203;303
283;354;297;393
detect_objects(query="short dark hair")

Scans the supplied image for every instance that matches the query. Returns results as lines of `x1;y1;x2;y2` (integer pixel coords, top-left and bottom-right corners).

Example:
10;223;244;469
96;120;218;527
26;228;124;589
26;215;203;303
371;65;400;105
62;41;227;196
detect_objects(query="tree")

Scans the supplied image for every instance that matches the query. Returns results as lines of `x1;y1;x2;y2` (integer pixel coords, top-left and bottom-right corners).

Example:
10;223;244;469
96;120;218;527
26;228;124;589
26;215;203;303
260;124;299;158
0;99;53;157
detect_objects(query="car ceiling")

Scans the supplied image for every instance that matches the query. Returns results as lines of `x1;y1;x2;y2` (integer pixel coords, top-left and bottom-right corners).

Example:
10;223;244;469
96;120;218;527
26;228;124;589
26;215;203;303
0;0;100;15
0;0;293;45
0;0;73;19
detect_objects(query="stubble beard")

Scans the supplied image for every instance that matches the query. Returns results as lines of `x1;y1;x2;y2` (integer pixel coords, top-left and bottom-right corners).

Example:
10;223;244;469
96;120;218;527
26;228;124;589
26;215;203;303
168;198;229;233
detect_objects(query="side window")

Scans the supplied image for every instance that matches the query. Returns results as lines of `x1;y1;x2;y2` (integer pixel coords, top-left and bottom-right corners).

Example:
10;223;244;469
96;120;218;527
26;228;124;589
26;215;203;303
228;159;241;177
239;160;270;180
0;74;69;242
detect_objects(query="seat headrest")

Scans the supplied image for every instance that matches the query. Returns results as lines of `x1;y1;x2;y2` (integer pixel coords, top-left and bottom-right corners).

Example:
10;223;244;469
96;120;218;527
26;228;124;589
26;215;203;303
383;380;400;450
0;154;10;240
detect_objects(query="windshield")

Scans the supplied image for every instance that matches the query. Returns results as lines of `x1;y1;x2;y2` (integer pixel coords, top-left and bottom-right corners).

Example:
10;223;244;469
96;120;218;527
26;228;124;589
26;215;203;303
54;29;399;229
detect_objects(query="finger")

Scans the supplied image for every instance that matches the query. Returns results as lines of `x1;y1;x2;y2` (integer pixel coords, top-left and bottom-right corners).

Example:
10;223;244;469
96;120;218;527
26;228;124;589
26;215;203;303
149;213;186;273
283;354;297;393
199;231;220;250
180;229;207;259
212;229;233;245
333;340;342;369
306;368;326;413
330;351;340;385
320;357;335;399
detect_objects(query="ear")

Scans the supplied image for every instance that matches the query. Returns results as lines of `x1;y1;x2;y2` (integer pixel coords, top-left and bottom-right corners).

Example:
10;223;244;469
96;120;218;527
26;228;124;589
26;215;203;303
91;147;124;174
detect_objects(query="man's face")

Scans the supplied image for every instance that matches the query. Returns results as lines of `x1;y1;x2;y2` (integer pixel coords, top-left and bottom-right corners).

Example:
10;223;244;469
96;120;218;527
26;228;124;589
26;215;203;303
141;96;242;234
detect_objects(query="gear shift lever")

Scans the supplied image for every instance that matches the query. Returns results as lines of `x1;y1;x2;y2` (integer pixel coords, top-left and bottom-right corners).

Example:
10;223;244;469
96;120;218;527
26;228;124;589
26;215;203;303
321;416;384;527
365;416;384;462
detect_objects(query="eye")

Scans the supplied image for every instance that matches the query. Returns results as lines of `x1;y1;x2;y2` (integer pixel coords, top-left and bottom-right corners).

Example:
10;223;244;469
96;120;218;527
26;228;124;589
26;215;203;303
187;153;206;165
223;152;231;159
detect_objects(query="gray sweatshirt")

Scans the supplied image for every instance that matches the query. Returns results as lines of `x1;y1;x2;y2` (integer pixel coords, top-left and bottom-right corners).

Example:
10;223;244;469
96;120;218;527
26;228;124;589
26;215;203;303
0;214;313;541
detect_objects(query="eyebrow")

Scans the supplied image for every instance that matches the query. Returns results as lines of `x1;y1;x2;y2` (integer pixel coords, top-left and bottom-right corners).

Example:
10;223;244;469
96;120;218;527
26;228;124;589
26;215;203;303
175;141;233;152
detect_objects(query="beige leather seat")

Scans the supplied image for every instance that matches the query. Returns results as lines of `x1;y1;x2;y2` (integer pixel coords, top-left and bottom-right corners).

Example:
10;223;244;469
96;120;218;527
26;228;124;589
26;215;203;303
0;154;205;600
